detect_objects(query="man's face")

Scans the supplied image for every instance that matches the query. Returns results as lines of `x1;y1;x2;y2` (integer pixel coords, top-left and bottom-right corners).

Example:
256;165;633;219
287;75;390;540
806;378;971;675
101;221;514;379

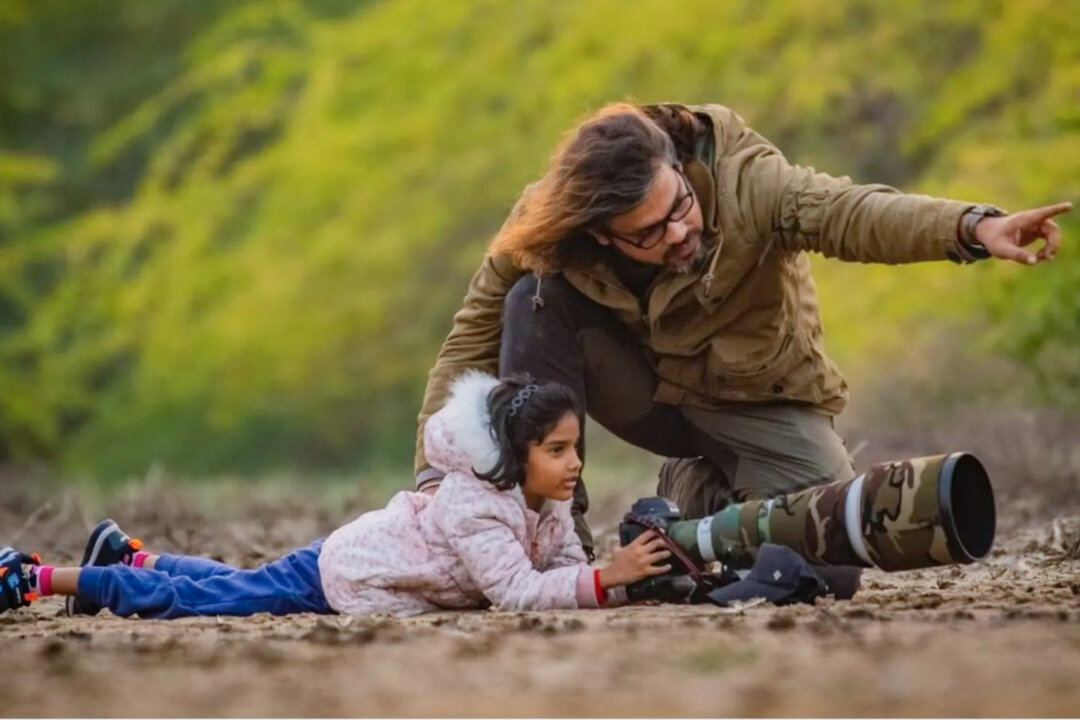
592;163;706;273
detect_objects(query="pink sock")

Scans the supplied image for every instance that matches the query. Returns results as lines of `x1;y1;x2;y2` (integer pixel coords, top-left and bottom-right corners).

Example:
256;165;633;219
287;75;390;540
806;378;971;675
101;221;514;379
35;566;55;596
131;552;151;568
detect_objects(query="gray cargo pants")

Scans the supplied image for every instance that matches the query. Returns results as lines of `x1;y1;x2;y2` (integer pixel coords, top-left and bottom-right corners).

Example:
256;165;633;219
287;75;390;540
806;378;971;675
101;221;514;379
500;274;856;550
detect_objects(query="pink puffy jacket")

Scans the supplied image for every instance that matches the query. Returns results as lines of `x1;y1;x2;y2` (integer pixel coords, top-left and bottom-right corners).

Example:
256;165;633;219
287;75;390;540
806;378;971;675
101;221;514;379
318;372;604;616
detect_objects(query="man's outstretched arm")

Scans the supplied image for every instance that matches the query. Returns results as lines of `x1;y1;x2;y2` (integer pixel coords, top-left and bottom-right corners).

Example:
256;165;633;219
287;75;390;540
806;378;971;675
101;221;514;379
707;106;1070;264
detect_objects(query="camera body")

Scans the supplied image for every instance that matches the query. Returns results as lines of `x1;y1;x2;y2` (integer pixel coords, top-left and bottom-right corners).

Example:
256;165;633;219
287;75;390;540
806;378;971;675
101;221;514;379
618;496;707;602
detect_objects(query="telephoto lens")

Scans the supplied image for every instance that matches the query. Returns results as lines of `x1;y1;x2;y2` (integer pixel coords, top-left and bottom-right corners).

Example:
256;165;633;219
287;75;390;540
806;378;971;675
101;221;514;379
629;452;996;575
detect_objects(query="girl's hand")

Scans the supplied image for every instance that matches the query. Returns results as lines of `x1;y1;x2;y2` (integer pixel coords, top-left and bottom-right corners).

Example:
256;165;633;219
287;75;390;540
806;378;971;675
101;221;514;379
597;531;672;588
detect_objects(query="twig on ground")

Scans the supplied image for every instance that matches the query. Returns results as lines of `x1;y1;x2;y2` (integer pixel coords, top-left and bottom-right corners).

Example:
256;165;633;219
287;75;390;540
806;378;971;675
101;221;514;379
1050;518;1066;553
1062;535;1080;561
226;527;274;559
712;597;767;614
50;492;75;532
1037;528;1080;566
41;492;80;560
9;502;53;544
62;490;93;537
164;524;190;554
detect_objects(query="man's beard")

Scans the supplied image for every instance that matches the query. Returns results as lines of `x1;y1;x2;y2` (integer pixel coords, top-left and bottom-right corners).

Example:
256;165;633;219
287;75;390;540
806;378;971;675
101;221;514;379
665;232;707;274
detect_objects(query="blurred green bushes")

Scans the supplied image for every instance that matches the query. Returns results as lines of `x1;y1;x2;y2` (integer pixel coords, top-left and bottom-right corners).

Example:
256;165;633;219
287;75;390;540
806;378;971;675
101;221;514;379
0;0;1077;479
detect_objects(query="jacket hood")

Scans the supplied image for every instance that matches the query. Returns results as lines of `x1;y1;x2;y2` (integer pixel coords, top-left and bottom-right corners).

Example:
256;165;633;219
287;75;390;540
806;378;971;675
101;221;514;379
424;370;501;476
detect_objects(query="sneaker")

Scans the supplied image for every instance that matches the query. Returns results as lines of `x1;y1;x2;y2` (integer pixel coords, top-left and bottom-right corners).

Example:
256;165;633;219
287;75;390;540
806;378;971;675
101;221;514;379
0;546;41;614
65;519;143;617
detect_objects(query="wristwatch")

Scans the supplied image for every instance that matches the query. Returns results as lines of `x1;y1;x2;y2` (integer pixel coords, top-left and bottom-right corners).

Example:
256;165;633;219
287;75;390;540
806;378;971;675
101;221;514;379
957;204;1007;260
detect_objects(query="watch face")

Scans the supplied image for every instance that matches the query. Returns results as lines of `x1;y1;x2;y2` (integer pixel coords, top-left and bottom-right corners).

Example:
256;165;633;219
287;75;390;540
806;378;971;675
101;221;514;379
974;204;1006;218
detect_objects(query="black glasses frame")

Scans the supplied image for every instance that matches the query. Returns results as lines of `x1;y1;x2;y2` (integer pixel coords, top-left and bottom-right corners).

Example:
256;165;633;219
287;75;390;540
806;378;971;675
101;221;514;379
601;166;696;250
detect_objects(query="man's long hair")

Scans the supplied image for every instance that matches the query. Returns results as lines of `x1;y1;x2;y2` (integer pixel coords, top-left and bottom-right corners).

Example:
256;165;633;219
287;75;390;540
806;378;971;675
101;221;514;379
488;103;704;273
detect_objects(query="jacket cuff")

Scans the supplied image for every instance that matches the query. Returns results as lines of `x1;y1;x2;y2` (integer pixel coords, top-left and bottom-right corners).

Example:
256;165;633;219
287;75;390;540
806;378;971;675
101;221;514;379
575;567;603;609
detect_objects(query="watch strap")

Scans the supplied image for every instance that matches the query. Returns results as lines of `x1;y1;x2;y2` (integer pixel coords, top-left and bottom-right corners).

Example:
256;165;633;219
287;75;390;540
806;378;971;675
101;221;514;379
950;204;1006;263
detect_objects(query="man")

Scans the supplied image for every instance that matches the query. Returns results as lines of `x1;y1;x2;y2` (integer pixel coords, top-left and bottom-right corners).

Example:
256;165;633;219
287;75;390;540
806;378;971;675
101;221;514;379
413;101;1069;562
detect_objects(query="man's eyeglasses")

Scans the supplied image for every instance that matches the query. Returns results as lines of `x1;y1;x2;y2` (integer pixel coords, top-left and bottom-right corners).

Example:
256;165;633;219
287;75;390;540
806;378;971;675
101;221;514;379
600;167;696;250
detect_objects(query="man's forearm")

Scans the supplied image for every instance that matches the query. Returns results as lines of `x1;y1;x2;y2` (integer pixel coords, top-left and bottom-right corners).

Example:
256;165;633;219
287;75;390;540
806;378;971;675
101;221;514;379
772;174;976;264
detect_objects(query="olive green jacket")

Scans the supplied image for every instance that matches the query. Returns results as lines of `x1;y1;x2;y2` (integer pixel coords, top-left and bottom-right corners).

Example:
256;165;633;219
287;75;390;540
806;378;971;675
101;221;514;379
414;103;976;484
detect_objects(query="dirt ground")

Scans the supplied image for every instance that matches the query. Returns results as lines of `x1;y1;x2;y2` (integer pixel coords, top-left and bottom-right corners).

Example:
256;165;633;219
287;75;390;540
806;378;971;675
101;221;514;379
2;466;1079;719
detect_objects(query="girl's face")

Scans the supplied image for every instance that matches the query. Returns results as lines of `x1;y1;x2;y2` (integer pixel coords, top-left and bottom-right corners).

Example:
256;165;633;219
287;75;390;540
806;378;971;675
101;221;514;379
522;411;582;511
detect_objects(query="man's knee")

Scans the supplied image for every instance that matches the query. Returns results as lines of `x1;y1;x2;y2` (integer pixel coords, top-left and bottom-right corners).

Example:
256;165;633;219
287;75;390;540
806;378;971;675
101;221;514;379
504;272;579;323
682;405;853;498
657;457;736;519
504;272;539;322
501;273;587;383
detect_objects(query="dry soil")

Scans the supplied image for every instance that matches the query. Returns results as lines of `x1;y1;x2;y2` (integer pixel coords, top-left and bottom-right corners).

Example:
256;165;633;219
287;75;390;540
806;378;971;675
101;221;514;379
1;473;1079;717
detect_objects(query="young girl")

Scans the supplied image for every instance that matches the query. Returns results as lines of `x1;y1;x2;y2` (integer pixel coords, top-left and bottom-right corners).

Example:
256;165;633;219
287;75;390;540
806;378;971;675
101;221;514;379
0;373;671;619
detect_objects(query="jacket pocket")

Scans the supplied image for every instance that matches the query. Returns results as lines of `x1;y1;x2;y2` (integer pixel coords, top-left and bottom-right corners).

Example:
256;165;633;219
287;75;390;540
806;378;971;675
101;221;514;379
702;323;806;397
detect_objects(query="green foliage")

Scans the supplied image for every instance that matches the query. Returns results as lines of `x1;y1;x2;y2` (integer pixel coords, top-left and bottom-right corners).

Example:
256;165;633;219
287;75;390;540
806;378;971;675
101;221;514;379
1;0;1077;479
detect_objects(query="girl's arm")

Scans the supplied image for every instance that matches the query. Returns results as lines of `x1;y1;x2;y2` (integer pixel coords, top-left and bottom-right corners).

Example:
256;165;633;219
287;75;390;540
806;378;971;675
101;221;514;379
448;514;601;611
546;522;590;569
450;515;673;611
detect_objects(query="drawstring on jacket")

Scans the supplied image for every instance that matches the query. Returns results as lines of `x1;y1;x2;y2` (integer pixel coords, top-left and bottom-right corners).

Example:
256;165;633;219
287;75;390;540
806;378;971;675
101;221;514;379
531;272;545;311
700;230;725;298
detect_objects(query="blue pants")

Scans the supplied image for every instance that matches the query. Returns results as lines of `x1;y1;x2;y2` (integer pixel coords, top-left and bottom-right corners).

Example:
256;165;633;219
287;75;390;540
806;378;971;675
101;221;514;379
77;539;334;619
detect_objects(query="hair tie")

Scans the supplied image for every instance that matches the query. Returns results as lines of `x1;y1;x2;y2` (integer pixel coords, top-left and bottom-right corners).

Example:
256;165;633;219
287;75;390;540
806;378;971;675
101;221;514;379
507;384;541;418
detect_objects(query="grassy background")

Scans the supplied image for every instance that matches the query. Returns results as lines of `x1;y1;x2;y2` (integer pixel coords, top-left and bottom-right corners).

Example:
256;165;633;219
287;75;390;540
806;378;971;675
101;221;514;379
0;0;1077;488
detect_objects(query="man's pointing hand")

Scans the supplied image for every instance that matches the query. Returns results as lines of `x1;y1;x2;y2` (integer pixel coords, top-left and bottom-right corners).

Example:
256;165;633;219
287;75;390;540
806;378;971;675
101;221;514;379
976;201;1072;265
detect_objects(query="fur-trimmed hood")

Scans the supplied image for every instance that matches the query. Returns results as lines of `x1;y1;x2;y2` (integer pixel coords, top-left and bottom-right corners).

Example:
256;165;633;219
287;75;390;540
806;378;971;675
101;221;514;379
423;370;501;476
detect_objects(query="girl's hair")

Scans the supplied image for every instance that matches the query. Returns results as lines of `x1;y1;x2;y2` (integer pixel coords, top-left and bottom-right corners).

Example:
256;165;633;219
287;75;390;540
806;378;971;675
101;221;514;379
486;102;706;273
476;374;581;491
